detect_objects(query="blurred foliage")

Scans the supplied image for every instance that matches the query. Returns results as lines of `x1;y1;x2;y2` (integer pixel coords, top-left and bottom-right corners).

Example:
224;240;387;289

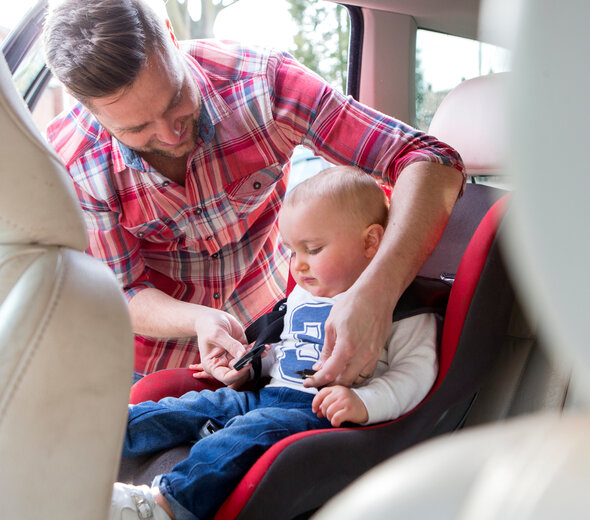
166;0;349;93
166;0;239;40
287;0;349;93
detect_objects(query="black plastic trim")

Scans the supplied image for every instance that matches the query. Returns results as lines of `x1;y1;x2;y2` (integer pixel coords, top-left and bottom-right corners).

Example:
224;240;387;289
344;4;363;99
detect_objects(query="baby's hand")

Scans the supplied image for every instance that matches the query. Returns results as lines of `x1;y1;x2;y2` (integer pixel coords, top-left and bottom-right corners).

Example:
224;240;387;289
312;385;368;427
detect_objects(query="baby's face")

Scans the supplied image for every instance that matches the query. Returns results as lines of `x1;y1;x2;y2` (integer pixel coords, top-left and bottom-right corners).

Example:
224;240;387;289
278;199;372;298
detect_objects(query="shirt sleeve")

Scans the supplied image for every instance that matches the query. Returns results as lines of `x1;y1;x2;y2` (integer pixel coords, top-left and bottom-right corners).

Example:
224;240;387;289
69;171;155;302
268;51;465;187
352;313;439;425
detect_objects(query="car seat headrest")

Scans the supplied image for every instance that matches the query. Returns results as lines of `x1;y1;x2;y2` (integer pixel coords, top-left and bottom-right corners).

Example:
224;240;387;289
428;73;508;177
0;53;87;250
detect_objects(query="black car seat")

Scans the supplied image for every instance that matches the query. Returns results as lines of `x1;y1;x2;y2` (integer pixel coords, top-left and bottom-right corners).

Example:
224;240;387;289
0;52;134;520
119;73;513;519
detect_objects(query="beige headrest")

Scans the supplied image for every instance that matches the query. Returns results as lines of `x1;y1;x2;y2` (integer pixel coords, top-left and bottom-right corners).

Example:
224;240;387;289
428;73;508;177
0;54;87;250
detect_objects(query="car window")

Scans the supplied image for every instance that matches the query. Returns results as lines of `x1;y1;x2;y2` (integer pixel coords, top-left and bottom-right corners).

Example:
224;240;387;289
0;1;39;35
416;29;511;132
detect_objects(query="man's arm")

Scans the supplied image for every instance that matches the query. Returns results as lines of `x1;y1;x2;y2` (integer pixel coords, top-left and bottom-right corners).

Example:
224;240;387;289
128;287;248;366
304;161;462;388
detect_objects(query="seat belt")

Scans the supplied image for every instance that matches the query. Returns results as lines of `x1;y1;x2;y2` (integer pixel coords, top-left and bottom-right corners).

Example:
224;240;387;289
243;276;451;387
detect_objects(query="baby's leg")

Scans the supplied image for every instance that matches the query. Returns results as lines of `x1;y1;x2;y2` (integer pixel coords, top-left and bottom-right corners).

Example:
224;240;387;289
158;388;332;519
124;387;253;457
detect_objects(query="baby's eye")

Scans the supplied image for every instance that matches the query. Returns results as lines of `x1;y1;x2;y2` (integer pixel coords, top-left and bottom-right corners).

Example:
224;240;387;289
307;247;323;255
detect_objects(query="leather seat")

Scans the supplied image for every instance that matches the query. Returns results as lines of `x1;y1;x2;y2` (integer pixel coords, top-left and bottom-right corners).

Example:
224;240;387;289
0;53;134;520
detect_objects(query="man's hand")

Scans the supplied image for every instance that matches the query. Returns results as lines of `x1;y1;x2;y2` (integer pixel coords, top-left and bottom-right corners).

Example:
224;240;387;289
193;307;248;380
312;385;369;427
303;284;392;388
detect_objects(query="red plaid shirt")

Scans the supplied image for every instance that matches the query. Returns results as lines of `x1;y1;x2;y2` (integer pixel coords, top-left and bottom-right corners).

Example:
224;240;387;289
47;40;464;376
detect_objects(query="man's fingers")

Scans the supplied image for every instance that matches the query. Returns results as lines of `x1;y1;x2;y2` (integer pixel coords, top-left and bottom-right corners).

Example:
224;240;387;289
305;346;378;388
314;323;336;370
214;331;247;359
304;354;341;388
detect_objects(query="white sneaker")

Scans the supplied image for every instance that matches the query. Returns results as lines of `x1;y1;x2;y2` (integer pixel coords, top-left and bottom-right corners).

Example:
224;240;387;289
110;483;172;520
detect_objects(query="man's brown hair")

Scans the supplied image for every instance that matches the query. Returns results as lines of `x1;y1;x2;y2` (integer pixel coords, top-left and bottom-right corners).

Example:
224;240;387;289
43;0;169;104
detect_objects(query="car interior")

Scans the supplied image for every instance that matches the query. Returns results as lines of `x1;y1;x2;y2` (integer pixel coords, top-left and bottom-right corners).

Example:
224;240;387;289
1;0;588;519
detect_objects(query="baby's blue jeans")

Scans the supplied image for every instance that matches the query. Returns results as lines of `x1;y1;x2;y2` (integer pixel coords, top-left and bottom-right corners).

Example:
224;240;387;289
124;386;332;520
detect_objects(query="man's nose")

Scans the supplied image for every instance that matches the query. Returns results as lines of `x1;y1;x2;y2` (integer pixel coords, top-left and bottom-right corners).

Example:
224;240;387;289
157;118;183;144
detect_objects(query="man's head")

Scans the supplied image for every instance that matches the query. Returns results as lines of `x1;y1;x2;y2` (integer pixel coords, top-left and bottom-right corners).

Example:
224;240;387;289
44;0;201;159
279;166;390;298
44;0;169;103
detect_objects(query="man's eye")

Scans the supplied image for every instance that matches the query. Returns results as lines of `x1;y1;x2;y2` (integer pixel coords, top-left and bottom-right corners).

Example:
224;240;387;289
124;125;148;135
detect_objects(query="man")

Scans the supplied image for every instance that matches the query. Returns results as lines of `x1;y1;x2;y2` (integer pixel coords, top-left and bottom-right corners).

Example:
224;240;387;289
43;0;465;386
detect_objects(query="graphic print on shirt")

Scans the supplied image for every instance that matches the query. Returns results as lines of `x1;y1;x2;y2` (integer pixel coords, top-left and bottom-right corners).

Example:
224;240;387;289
276;302;333;383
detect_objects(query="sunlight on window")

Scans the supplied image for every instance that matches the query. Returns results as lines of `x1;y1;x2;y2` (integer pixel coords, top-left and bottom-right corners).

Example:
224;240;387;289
416;29;511;131
214;0;297;50
0;0;38;33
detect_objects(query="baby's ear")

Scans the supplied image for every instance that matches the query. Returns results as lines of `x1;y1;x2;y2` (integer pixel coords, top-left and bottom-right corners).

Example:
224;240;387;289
364;224;384;259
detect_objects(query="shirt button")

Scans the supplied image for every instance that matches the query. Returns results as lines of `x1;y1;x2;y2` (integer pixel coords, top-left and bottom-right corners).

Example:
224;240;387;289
211;252;219;259
162;180;170;187
253;181;262;190
195;207;203;215
206;236;213;241
137;232;144;237
213;292;220;300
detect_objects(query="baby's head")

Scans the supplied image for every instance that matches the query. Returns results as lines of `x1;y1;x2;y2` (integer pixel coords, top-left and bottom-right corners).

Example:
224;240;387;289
279;166;389;297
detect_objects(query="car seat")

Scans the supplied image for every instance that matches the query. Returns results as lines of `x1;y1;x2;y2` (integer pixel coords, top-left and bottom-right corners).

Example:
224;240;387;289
0;52;134;520
119;73;513;519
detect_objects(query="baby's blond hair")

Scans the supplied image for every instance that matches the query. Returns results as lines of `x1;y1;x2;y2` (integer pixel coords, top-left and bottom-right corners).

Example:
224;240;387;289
284;166;389;228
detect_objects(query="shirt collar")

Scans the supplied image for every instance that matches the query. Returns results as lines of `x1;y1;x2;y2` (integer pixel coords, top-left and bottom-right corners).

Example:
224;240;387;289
113;51;231;173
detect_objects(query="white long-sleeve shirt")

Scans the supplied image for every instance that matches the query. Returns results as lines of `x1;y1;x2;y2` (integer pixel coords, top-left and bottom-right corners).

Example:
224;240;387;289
260;285;438;425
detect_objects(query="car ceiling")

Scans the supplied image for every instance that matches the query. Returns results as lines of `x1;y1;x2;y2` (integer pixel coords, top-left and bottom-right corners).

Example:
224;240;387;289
343;0;481;41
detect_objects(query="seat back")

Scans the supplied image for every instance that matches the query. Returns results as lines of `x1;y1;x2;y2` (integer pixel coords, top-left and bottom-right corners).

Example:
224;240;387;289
0;53;134;519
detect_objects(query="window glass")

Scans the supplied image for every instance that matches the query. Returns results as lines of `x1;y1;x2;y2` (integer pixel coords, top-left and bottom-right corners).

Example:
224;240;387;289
0;0;39;35
168;0;349;93
416;29;511;131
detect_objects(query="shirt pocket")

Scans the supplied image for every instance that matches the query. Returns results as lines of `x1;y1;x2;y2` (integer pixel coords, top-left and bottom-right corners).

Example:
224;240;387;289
223;163;283;217
126;217;184;249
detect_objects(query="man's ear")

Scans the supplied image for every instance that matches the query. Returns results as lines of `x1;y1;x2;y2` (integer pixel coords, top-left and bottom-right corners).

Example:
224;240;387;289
363;223;384;259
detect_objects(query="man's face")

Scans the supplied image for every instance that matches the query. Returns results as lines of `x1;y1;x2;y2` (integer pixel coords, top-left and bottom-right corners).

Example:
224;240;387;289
88;45;201;159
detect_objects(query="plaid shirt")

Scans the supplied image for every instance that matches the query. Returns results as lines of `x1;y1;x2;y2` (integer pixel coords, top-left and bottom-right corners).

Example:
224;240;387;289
47;40;464;376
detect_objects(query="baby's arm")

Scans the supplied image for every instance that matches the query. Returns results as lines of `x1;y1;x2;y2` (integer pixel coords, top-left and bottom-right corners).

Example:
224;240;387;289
312;385;368;427
351;313;438;425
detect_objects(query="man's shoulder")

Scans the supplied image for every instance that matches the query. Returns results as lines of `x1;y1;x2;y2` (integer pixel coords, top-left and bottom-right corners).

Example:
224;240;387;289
181;39;284;82
47;103;111;169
